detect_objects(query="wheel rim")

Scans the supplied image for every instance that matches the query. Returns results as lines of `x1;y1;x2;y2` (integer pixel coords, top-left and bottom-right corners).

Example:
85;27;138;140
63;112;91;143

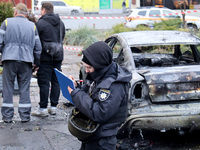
71;10;79;15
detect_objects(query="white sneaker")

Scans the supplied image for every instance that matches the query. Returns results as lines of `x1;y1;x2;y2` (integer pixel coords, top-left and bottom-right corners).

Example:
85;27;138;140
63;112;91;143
48;107;56;115
31;108;48;117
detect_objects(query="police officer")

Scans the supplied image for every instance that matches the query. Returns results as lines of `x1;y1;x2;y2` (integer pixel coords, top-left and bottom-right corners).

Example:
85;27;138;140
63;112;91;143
68;41;132;150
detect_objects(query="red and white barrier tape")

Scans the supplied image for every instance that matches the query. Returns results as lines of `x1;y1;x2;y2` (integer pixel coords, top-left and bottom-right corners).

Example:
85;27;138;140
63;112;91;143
63;46;83;51
35;15;126;19
150;10;199;17
36;10;200;19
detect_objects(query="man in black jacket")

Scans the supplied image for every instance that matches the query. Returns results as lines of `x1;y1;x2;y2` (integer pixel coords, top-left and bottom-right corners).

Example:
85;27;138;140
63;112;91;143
68;41;132;150
32;2;65;117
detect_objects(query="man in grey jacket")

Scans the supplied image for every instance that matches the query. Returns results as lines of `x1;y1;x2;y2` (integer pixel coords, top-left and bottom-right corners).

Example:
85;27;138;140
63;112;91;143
0;3;42;123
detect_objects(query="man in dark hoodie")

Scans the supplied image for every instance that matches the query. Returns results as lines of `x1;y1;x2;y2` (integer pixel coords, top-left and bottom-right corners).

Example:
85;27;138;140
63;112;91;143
31;2;65;117
68;41;132;150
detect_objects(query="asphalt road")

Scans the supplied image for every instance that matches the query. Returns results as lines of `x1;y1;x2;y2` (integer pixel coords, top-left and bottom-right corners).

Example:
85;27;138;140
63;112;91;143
59;10;200;30
61;15;126;30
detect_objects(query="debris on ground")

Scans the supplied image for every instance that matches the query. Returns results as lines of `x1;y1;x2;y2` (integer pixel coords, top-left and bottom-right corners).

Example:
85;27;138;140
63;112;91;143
116;138;153;150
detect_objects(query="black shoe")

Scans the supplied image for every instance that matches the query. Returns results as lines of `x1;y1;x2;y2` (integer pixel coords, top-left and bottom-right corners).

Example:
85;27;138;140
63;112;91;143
3;119;12;123
21;118;30;123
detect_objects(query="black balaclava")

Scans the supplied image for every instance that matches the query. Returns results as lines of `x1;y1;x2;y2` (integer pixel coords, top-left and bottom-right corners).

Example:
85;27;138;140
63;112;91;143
82;41;113;71
82;41;114;83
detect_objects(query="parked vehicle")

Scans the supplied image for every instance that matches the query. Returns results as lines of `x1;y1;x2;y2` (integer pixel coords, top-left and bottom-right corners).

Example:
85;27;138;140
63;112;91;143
35;0;84;16
80;30;200;135
125;6;200;30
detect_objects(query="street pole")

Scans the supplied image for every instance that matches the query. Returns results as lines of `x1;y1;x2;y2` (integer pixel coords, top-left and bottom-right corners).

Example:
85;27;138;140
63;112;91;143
179;0;187;29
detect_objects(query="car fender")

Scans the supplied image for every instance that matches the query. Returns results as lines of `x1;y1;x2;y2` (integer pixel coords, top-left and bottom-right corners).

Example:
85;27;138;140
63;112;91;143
184;16;200;29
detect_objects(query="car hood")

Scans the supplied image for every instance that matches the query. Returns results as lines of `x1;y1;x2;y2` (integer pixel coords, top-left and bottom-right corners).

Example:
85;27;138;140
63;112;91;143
137;65;200;102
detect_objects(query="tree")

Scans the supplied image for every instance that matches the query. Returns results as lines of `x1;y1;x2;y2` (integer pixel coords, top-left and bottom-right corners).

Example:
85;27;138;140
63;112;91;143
179;0;188;29
0;1;14;25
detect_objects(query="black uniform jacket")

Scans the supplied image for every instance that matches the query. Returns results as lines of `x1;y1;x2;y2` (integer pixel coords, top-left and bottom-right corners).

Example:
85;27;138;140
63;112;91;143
35;13;65;61
71;62;132;140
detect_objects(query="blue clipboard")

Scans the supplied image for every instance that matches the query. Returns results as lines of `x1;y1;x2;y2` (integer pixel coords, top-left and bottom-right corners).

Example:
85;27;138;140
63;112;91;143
54;68;75;105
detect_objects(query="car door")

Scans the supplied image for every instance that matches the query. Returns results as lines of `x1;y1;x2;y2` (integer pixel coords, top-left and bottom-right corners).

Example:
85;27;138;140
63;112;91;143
162;9;180;19
57;1;70;15
148;9;162;25
51;1;68;16
105;37;124;65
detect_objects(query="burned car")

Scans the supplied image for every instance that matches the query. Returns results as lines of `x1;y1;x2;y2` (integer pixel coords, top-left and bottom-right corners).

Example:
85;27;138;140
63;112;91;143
80;30;200;134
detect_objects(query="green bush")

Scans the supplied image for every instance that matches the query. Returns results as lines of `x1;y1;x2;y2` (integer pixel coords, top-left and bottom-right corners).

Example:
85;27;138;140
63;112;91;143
108;23;133;35
64;26;106;49
0;1;14;25
154;18;182;30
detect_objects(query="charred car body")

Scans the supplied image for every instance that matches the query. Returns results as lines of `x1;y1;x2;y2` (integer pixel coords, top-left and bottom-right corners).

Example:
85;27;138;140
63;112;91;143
80;30;200;134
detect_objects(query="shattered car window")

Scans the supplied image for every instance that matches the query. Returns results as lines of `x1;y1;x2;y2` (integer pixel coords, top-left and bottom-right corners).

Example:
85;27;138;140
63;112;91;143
131;45;198;68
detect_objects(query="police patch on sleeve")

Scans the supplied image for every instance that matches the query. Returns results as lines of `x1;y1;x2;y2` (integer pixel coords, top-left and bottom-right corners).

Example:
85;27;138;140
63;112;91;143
98;89;110;101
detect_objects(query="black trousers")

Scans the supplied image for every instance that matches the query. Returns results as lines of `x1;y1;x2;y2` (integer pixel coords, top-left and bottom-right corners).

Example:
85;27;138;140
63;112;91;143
37;61;62;108
80;136;117;150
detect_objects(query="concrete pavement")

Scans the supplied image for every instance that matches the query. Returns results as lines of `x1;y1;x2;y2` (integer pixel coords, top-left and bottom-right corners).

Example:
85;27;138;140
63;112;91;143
0;80;81;150
0;49;82;150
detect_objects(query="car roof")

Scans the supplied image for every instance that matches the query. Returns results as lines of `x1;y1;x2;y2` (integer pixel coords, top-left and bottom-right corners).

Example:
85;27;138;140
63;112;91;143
37;0;64;2
136;6;169;10
114;31;200;46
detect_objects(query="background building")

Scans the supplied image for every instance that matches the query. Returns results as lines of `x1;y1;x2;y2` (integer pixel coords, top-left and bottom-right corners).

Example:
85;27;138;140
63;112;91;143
64;0;131;14
3;0;200;15
137;0;200;9
3;0;33;10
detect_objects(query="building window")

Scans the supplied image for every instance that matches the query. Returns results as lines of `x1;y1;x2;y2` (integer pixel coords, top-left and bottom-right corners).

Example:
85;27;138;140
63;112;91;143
173;0;189;9
191;0;200;5
155;0;163;5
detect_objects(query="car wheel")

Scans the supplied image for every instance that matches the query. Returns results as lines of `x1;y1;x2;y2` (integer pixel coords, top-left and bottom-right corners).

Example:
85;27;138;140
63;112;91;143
187;24;198;32
137;24;150;28
70;10;79;16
